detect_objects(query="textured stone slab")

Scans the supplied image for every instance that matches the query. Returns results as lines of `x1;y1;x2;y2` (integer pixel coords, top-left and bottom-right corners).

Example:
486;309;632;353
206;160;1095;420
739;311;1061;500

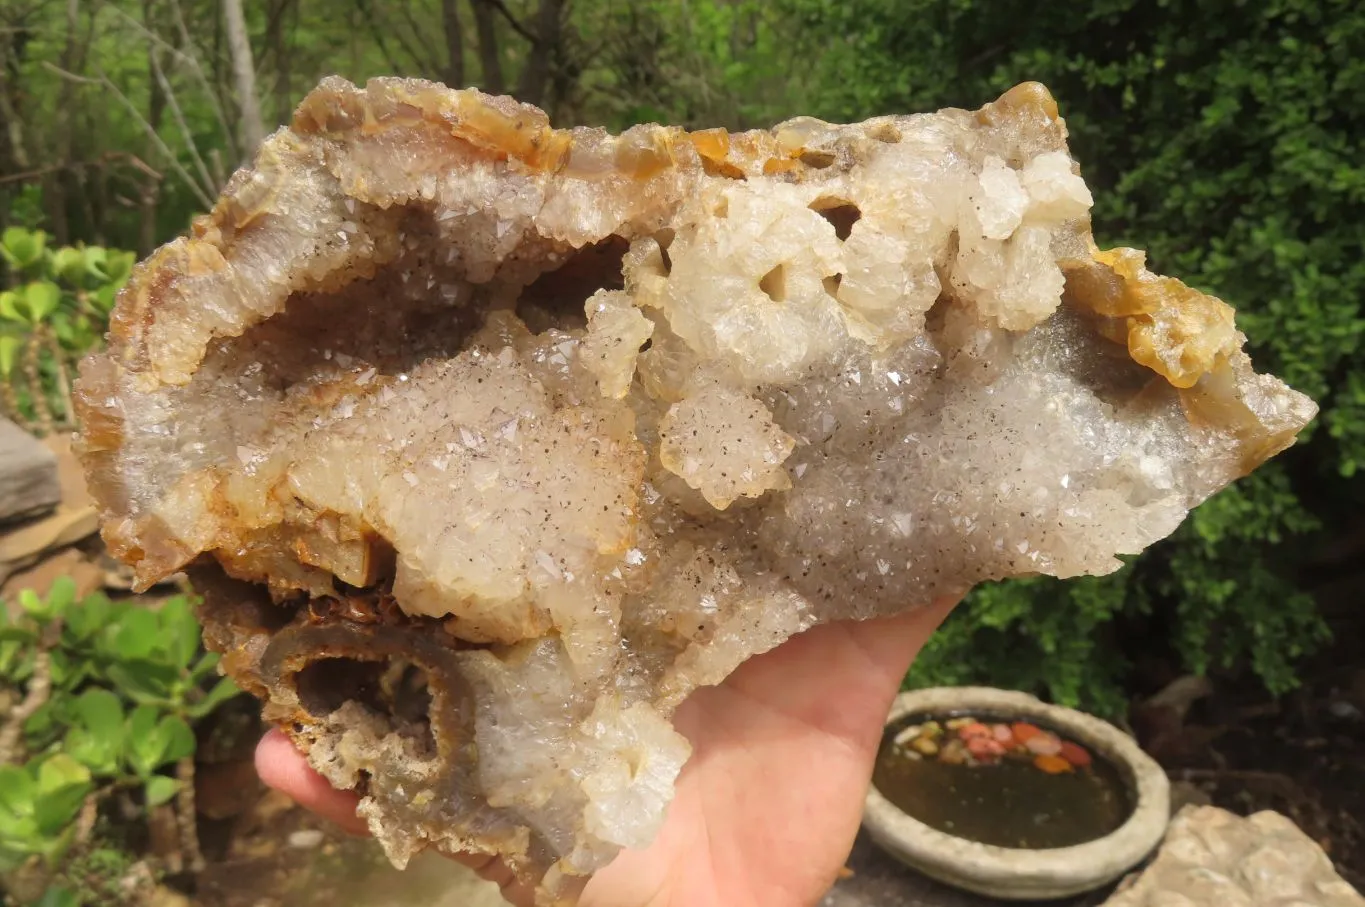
0;418;59;525
1102;806;1364;907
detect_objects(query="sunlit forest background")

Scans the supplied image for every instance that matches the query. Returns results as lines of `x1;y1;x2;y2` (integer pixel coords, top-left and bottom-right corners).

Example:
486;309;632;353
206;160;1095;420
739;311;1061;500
2;0;1362;716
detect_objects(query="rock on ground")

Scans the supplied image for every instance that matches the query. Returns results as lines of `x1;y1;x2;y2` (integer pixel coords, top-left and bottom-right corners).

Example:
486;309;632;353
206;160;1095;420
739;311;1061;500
0;418;59;524
1101;805;1365;907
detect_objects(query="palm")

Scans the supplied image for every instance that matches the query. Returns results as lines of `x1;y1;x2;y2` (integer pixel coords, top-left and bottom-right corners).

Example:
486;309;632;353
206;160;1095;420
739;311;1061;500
583;598;956;907
257;597;957;907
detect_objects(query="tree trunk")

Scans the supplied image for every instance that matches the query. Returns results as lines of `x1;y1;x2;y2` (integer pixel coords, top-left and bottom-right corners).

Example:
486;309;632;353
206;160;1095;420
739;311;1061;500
47;0;82;246
0;26;29;173
267;0;293;124
470;0;505;94
140;0;166;257
515;0;566;109
441;0;466;87
223;0;265;160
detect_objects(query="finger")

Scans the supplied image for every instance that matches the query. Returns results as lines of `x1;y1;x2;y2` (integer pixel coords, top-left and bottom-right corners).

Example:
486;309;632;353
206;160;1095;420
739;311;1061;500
254;728;369;836
256;729;536;903
837;591;964;685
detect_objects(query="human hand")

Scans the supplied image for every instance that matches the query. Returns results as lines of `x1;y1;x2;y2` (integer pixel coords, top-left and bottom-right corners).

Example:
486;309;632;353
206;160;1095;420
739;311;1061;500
257;595;959;907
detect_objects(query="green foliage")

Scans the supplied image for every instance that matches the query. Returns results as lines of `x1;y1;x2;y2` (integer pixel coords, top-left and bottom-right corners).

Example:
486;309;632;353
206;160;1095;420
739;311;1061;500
773;0;1361;713
0;580;241;887
0;227;134;434
0;755;92;871
47;843;145;907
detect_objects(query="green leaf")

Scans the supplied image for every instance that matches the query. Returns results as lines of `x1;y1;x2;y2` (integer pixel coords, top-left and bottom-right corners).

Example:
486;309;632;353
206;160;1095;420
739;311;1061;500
21;281;61;323
103;250;135;288
109;607;161;661
23;699;62;746
51;247;87;287
45;576;76;620
18;588;49;620
63;689;126;776
125;704;159;738
36;755;90;795
0;334;21;377
47;649;89;691
82;247;109;283
124;705;161;777
63;591;115;642
143;775;180;808
187;650;221;684
157;716;196;765
63;728;119;778
33;755;91;836
125;709;195;776
0;623;36;644
105;661;178;706
187;676;240;721
158;596;202;670
0;290;19;322
34;886;79;907
91;283;118;314
73;689;124;740
0;765;36;818
0;227;46;269
0;639;24;681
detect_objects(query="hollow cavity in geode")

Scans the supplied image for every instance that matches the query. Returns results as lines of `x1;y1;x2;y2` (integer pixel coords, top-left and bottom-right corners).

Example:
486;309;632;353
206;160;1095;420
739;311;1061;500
75;77;1315;904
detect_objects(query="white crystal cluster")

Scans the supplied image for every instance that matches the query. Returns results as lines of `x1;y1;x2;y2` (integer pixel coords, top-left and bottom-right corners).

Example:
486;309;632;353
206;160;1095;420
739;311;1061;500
76;78;1315;903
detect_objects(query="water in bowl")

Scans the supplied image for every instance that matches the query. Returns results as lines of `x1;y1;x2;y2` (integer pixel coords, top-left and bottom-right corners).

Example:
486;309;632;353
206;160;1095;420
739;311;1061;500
872;712;1132;850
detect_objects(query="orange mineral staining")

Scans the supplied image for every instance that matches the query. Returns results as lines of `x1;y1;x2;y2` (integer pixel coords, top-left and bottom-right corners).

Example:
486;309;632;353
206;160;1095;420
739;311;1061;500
1033;754;1074;774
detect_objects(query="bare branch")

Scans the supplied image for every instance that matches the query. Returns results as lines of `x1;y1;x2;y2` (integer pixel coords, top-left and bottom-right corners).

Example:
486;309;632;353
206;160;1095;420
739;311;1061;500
105;3;236;156
23;325;53;436
175;756;204;873
44;329;72;428
482;0;539;45
0;165;64;185
0;623;58;765
470;0;506;94
150;45;219;195
164;0;236;150
41;62;215;209
391;0;444;73
223;0;265;157
352;0;406;74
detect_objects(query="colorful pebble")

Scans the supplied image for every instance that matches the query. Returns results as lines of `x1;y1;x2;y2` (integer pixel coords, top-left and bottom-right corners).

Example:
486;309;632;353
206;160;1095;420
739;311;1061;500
966;735;1006;760
1033;754;1073;774
894;724;925;748
912;736;940;756
1059;741;1092;768
1025;732;1063;757
959;722;992;740
905;715;1097;776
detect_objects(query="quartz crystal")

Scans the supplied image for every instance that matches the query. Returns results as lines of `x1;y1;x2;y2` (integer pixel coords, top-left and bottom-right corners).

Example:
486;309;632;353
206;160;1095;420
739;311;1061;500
74;77;1316;904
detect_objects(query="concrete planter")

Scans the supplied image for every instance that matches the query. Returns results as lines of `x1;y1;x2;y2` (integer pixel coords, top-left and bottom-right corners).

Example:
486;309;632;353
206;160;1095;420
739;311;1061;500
863;687;1169;900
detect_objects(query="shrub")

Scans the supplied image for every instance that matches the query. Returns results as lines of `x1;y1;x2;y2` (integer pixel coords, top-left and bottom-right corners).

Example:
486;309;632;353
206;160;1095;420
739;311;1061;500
0;227;133;436
0;579;240;903
773;0;1361;714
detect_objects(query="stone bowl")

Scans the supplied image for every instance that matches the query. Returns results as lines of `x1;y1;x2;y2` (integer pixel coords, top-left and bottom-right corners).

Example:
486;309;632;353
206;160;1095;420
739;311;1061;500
863;686;1169;900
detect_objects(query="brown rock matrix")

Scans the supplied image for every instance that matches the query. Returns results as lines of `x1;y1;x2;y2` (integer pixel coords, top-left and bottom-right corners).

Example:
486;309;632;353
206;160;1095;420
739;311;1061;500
75;77;1315;903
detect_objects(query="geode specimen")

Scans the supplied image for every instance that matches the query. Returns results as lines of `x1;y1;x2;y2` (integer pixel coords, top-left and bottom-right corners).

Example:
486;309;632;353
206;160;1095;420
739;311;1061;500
75;78;1314;903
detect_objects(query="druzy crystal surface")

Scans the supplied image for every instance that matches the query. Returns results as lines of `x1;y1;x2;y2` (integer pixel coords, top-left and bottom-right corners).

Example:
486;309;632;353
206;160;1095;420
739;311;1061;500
75;78;1315;902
